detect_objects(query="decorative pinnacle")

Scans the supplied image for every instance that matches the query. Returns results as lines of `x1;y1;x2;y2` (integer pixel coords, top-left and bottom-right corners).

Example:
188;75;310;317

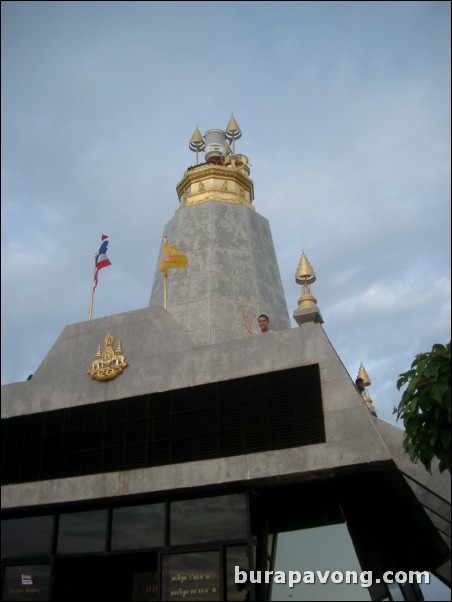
356;363;377;416
357;363;371;387
295;251;317;309
225;115;242;153
189;127;205;164
295;252;316;285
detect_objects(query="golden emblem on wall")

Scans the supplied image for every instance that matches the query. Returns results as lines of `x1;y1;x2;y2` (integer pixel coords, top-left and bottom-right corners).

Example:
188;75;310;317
87;333;128;381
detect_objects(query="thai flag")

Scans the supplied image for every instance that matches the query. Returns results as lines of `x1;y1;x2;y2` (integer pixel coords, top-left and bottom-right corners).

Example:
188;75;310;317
21;574;33;585
93;234;111;292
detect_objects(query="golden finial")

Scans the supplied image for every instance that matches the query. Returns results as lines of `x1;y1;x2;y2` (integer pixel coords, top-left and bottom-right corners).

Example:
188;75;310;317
225;115;242;154
296;252;316;285
357;362;371;387
189;127;205;165
295;252;317;308
355;363;377;416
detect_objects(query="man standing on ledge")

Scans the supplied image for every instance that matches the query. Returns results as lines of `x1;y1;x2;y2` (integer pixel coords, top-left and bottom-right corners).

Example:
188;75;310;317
243;313;271;335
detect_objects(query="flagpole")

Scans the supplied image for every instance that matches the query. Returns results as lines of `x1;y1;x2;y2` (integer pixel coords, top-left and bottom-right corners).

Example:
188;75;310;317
163;235;168;309
88;254;96;320
163;272;168;310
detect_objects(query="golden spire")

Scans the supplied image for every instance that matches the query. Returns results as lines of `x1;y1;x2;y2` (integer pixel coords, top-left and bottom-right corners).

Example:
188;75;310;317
295;252;317;308
355;363;377;416
189;127;205;164
225;115;242;154
357;362;371;387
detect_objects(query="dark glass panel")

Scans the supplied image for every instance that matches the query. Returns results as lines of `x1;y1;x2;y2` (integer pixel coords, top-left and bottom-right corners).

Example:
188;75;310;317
57;509;107;554
6;417;26;437
171;494;247;545
104;421;125;447
64;406;84;429
149;440;170;465
44;409;65;432
111;503;165;550
4;437;23;458
161;551;220;601
83;422;103;449
172;412;193;437
172;388;194;413
2;364;325;486
52;554;158;601
125;419;147;442
80;448;103;473
103;446;124;472
123;443;148;469
84;402;106;425
171;436;194;463
60;451;81;475
194;432;220;459
41;431;62;456
194;408;218;434
226;546;250;601
106;398;126;423
219;429;246;456
25;414;45;435
61;428;83;452
22;434;42;457
126;395;149;420
1;516;53;559
40;454;62;480
149;415;170;441
20;456;42;482
2;564;51;601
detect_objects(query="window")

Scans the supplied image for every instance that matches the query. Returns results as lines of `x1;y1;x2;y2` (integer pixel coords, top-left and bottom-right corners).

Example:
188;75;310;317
226;546;250;601
270;524;371;601
57;509;107;554
170;494;247;545
2;564;51;601
1;516;53;559
161;551;220;601
111;503;165;550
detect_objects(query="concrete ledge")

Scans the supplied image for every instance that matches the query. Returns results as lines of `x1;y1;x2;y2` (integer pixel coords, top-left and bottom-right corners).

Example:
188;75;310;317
1;446;393;509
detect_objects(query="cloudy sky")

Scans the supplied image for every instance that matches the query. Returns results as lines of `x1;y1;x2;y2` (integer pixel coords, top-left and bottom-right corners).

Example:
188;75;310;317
2;1;450;432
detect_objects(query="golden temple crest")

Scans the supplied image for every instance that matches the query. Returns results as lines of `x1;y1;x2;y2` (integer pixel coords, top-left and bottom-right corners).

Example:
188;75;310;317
87;333;128;381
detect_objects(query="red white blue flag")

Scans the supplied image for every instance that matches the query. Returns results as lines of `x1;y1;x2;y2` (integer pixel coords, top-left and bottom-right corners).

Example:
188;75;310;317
92;234;111;292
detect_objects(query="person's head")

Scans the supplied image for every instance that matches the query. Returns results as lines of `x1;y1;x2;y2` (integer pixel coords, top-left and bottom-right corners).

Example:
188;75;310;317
355;378;365;392
258;314;270;332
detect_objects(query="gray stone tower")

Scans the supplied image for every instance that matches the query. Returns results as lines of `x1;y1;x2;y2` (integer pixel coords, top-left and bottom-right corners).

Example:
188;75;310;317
149;118;290;345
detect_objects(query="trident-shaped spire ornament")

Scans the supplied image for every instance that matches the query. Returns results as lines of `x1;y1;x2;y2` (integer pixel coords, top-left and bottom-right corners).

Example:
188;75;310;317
189;126;205;165
225;115;242;154
295;252;317;308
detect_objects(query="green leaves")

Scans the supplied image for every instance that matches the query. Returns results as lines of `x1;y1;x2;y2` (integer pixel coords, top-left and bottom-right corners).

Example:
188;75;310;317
394;342;451;474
